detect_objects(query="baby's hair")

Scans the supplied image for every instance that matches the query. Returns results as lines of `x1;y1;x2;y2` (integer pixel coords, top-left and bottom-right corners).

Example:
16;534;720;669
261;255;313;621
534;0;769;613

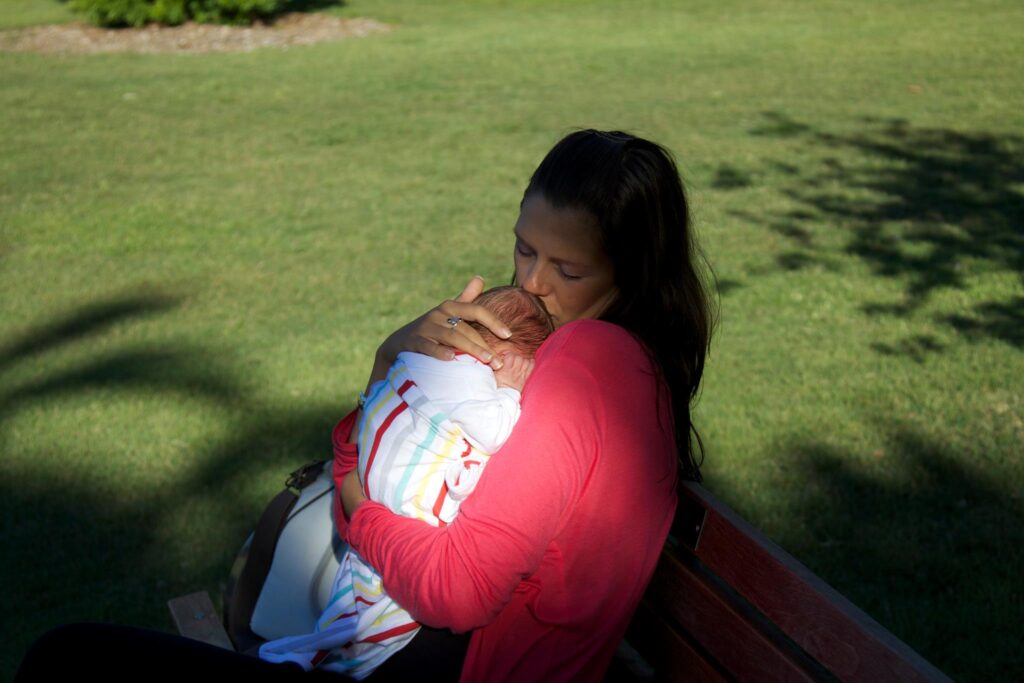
468;286;554;357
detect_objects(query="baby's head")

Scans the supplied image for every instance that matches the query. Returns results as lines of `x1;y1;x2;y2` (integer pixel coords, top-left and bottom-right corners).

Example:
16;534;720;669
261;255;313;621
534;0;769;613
468;286;554;358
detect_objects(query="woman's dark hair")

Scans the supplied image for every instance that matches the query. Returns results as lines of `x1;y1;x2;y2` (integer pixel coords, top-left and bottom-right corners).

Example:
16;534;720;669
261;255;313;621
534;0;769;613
523;129;715;482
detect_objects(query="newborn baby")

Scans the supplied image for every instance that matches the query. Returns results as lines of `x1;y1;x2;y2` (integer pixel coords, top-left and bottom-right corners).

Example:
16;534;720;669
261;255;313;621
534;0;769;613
260;286;554;678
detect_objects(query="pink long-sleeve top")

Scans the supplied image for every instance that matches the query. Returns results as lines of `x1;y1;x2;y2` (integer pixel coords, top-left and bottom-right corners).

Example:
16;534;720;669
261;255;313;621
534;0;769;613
331;319;678;682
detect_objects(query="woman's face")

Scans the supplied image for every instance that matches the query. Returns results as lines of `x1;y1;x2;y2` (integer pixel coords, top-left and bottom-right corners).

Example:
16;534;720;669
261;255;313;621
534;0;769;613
513;193;617;328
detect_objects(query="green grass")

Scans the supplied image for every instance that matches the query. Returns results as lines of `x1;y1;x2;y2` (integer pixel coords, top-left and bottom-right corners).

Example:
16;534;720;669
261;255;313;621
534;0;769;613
0;0;75;28
2;0;1022;680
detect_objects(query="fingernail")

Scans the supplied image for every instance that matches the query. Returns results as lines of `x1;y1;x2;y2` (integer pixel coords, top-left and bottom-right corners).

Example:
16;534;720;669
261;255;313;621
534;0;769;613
445;350;455;360
492;358;504;370
500;328;512;339
483;352;493;362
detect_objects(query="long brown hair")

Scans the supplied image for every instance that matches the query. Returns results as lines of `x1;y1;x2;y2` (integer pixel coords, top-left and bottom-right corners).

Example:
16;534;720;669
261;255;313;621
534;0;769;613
524;130;715;481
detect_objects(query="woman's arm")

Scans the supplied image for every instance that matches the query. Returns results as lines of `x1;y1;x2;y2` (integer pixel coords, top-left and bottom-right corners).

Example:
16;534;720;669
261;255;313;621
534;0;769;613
344;333;605;632
331;409;362;538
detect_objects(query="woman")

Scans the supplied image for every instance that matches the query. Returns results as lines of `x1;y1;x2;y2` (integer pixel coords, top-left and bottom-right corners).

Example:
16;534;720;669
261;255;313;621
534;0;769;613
15;129;711;682
334;129;713;681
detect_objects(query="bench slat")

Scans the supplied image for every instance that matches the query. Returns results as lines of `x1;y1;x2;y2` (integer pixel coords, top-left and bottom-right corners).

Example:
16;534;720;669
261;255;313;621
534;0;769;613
683;483;952;683
627;596;731;683
647;549;823;682
168;591;235;651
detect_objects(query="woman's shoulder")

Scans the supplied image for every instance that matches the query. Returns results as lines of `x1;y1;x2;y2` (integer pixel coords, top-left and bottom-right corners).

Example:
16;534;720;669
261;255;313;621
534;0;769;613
529;320;659;404
536;319;646;365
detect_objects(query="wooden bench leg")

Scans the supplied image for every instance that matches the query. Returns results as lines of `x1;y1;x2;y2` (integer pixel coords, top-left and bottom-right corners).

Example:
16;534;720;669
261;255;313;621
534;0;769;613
168;591;235;651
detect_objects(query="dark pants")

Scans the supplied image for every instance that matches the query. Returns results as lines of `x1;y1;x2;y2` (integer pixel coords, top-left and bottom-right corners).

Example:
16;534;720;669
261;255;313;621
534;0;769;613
16;623;469;682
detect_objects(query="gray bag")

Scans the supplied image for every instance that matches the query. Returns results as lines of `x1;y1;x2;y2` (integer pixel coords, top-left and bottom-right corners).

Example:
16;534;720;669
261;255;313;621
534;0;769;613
224;462;344;652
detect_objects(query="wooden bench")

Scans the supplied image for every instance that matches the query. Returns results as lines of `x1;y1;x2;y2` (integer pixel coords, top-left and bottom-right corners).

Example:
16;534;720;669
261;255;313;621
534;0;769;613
610;482;952;682
168;591;234;651
171;481;952;681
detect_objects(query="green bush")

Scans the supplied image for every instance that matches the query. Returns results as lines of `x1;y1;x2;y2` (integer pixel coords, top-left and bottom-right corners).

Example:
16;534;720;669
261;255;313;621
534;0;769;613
70;0;285;27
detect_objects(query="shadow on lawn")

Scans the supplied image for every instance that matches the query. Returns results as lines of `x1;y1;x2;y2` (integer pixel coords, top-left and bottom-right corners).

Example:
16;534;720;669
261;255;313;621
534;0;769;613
0;290;244;418
0;293;348;677
0;410;344;678
734;112;1024;351
711;425;1023;682
0;293;180;371
282;0;345;12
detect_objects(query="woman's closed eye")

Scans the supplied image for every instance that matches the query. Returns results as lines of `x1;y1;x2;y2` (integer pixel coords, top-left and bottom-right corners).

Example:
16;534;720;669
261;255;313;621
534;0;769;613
516;234;583;280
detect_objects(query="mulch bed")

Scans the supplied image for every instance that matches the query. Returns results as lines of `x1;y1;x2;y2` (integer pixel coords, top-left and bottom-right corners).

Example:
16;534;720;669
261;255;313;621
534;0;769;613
0;13;390;54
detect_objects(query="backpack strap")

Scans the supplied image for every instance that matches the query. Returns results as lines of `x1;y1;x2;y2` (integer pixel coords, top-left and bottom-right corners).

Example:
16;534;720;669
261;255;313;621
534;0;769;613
225;461;326;653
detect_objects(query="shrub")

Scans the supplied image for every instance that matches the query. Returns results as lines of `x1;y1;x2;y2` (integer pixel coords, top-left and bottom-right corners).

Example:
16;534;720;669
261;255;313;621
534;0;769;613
70;0;286;27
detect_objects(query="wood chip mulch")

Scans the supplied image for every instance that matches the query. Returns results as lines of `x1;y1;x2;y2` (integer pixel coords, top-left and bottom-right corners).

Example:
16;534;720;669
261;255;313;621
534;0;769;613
0;13;390;54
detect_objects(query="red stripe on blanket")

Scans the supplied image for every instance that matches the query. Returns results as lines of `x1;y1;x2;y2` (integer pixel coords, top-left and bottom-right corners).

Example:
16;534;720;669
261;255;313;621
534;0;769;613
431;439;476;525
354;596;377;607
431;481;449;526
363;381;415;499
360;621;421;644
396;379;414;397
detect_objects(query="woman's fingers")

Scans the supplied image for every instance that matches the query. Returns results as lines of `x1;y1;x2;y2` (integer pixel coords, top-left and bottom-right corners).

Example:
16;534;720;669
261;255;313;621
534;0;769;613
390;307;493;365
440;299;512;342
380;277;514;368
452;277;513;339
425;306;501;365
455;275;486;304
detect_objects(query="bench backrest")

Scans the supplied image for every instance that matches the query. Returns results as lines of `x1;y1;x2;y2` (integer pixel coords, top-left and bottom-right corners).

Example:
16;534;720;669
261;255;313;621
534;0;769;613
621;483;952;682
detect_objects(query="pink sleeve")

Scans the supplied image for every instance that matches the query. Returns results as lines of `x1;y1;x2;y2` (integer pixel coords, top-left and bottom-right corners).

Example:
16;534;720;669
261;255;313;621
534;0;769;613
346;346;604;632
331;408;360;539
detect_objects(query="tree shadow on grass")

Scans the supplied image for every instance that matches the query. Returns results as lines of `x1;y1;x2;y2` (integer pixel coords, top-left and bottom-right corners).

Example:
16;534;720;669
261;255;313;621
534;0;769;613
710;426;1023;682
0;293;351;679
0;404;345;678
0;292;244;424
0;293;179;371
734;112;1024;352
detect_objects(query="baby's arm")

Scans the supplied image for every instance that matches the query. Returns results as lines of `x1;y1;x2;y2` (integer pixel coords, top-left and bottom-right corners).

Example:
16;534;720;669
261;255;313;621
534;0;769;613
449;352;535;452
447;390;522;454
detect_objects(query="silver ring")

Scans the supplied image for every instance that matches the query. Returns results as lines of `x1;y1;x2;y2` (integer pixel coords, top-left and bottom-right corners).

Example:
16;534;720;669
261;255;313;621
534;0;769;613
446;316;462;329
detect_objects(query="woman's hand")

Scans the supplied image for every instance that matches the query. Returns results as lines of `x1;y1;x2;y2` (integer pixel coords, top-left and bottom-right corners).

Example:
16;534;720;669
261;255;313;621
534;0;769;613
341;468;368;520
377;276;513;371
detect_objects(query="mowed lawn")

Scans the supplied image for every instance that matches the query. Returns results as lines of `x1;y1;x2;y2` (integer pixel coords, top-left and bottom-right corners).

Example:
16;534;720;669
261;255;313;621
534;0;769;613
1;0;1021;679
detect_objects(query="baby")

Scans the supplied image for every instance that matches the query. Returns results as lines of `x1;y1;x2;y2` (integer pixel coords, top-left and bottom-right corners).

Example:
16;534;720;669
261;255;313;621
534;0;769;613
260;286;553;678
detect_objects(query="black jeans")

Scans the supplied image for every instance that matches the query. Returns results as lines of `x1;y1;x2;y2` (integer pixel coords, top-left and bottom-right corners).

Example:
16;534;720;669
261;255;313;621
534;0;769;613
16;623;469;682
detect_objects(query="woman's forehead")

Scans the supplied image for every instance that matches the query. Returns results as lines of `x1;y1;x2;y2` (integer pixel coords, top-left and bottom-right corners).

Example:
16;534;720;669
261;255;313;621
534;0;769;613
514;195;604;263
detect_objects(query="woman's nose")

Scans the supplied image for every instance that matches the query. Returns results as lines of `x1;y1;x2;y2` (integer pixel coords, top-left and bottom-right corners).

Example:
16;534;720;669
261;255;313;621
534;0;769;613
520;263;549;296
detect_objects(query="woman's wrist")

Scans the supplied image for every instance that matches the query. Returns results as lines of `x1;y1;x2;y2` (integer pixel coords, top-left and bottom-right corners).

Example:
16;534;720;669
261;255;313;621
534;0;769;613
341;468;368;520
369;342;395;385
